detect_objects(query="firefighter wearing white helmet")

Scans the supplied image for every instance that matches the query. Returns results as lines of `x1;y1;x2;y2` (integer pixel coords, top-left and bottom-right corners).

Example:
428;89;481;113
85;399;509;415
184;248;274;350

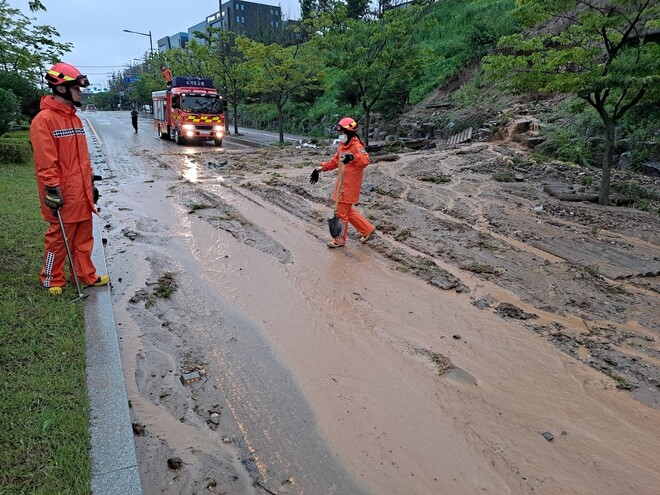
30;62;110;295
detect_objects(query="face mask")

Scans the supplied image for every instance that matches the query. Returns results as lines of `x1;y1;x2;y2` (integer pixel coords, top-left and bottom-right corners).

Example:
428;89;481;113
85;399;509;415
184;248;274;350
338;134;348;144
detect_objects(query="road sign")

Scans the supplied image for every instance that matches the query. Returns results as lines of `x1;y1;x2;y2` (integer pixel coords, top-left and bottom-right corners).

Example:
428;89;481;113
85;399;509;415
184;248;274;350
123;75;139;84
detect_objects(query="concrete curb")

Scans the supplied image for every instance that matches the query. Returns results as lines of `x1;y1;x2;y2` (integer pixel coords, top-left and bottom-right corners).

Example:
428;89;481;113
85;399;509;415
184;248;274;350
86;215;142;494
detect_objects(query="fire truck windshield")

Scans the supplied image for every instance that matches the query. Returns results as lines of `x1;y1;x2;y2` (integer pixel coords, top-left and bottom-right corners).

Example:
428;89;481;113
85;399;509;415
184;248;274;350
181;95;223;114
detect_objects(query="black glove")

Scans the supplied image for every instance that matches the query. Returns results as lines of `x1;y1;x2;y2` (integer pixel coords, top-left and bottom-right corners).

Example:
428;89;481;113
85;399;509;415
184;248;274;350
341;153;354;164
44;186;63;211
309;167;320;185
92;174;102;204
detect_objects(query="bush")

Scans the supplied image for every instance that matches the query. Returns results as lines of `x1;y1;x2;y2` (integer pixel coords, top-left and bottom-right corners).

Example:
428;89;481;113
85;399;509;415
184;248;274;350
0;88;21;136
0;136;32;165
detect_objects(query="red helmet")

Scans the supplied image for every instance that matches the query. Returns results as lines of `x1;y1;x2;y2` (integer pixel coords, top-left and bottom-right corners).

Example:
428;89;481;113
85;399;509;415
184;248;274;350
336;117;358;132
45;62;90;88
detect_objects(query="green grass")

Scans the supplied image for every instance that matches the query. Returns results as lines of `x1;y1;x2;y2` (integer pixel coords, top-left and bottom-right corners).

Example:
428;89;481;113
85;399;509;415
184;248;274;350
0;135;91;494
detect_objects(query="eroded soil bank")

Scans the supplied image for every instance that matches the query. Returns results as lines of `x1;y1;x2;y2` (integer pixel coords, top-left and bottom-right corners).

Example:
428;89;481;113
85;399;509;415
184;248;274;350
91;117;660;494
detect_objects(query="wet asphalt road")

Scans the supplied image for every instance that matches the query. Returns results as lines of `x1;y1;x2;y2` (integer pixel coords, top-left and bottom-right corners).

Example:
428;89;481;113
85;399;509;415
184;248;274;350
82;110;369;494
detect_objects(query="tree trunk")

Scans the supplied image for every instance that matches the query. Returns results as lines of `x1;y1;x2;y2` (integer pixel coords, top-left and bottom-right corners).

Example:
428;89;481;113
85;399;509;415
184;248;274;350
598;121;615;205
363;103;371;147
278;106;284;143
232;103;238;135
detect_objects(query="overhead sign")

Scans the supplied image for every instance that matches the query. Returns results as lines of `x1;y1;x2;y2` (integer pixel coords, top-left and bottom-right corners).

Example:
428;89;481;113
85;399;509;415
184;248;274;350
124;75;139;83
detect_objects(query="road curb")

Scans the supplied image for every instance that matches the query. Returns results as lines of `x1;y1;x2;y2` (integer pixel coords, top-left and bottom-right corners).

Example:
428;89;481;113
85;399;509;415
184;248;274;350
86;215;142;494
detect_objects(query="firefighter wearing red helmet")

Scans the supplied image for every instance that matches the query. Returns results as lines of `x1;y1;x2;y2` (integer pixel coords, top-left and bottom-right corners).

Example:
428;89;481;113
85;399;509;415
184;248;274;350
310;116;376;248
30;62;109;295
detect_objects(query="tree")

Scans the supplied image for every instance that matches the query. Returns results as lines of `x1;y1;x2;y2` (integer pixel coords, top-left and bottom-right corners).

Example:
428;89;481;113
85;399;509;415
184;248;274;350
237;37;324;142
484;0;660;205
347;0;370;19
28;1;46;11
0;87;21;135
192;28;251;135
0;0;72;78
0;70;43;119
314;4;433;144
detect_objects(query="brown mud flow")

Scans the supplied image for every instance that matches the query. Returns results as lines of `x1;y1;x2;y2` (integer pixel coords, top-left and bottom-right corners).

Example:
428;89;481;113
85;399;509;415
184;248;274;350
89;113;659;495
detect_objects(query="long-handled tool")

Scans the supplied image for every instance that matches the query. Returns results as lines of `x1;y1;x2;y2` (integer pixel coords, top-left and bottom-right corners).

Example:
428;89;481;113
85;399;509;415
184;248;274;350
56;209;87;303
328;161;345;238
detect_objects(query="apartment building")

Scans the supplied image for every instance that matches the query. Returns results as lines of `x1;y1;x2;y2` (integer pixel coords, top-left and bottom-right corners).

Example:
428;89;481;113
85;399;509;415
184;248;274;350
158;1;283;52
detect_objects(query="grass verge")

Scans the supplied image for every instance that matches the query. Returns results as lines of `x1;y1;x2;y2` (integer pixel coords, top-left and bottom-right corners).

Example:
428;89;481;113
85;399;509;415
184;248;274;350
0;139;91;494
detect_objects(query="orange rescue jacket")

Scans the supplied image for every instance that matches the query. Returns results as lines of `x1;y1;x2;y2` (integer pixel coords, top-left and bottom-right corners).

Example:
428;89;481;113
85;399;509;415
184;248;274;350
321;137;370;204
30;95;96;223
162;68;173;83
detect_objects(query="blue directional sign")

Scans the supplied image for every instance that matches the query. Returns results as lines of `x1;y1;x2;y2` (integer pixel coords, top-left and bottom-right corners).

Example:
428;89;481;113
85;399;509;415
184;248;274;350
123;75;139;84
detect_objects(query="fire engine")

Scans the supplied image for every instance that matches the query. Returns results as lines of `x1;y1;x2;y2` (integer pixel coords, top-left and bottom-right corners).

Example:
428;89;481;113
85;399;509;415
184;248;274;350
152;76;227;146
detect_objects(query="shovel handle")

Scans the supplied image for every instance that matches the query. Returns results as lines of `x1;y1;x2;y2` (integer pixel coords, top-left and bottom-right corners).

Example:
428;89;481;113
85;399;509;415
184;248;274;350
334;161;345;212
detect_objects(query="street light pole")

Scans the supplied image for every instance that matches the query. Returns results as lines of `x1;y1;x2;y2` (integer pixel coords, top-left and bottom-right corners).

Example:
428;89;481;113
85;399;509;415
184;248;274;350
123;29;153;56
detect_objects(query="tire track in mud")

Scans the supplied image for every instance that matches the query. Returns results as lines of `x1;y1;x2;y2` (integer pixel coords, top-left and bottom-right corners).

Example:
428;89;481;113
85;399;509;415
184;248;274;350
215;144;660;409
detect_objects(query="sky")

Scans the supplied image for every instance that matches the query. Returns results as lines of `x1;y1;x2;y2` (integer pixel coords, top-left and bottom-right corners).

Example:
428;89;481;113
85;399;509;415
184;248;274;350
8;0;301;89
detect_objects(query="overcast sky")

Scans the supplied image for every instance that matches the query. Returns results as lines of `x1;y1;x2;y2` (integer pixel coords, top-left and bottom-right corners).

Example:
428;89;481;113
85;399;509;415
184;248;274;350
8;0;301;88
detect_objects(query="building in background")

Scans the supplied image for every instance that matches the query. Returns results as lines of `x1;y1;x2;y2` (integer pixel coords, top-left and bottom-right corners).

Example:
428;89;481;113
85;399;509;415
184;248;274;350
220;0;282;39
159;0;283;54
157;32;189;53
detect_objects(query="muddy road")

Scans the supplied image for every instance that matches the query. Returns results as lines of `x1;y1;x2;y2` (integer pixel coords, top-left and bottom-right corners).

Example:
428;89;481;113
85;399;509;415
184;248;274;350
85;110;660;495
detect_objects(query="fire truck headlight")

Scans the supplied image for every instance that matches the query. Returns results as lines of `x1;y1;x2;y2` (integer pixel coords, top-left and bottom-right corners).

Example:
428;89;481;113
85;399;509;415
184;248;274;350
213;125;224;132
182;124;195;131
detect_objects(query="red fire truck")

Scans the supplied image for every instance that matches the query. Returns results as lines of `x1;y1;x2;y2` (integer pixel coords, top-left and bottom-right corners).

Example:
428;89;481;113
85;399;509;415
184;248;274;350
152;76;227;146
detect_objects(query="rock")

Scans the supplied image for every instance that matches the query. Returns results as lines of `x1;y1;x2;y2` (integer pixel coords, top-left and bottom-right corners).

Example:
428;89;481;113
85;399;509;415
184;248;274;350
639;161;660;177
180;371;201;385
512;119;532;134
495;303;538;320
541;431;554;441
617;151;632;170
614;138;631;153
421;123;436;137
527;136;547;149
534;140;559;155
167;457;183;470
131;422;146;436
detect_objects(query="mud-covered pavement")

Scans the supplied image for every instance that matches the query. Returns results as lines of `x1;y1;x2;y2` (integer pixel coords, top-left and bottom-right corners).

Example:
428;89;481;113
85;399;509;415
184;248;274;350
86;111;659;494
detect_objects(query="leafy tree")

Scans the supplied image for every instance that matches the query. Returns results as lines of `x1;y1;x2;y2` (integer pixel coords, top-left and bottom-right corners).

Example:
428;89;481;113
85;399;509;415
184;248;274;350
484;0;660;205
195;28;251;134
0;70;43;119
314;4;434;144
0;87;21;135
28;1;46;11
0;0;72;78
90;90;120;111
237;36;324;142
347;0;370;19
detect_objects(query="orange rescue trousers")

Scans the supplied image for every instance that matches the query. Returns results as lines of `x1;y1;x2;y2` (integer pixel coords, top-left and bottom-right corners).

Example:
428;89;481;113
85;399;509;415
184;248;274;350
331;202;375;246
41;218;98;288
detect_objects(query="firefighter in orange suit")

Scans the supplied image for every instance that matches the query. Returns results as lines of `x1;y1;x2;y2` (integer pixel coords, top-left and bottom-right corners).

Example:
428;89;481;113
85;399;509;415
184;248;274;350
311;117;376;248
161;65;173;88
30;62;110;295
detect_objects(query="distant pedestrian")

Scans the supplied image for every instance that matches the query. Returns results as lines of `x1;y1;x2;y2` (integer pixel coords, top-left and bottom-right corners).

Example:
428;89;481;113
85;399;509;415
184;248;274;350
30;62;110;295
131;108;138;132
310;117;375;248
